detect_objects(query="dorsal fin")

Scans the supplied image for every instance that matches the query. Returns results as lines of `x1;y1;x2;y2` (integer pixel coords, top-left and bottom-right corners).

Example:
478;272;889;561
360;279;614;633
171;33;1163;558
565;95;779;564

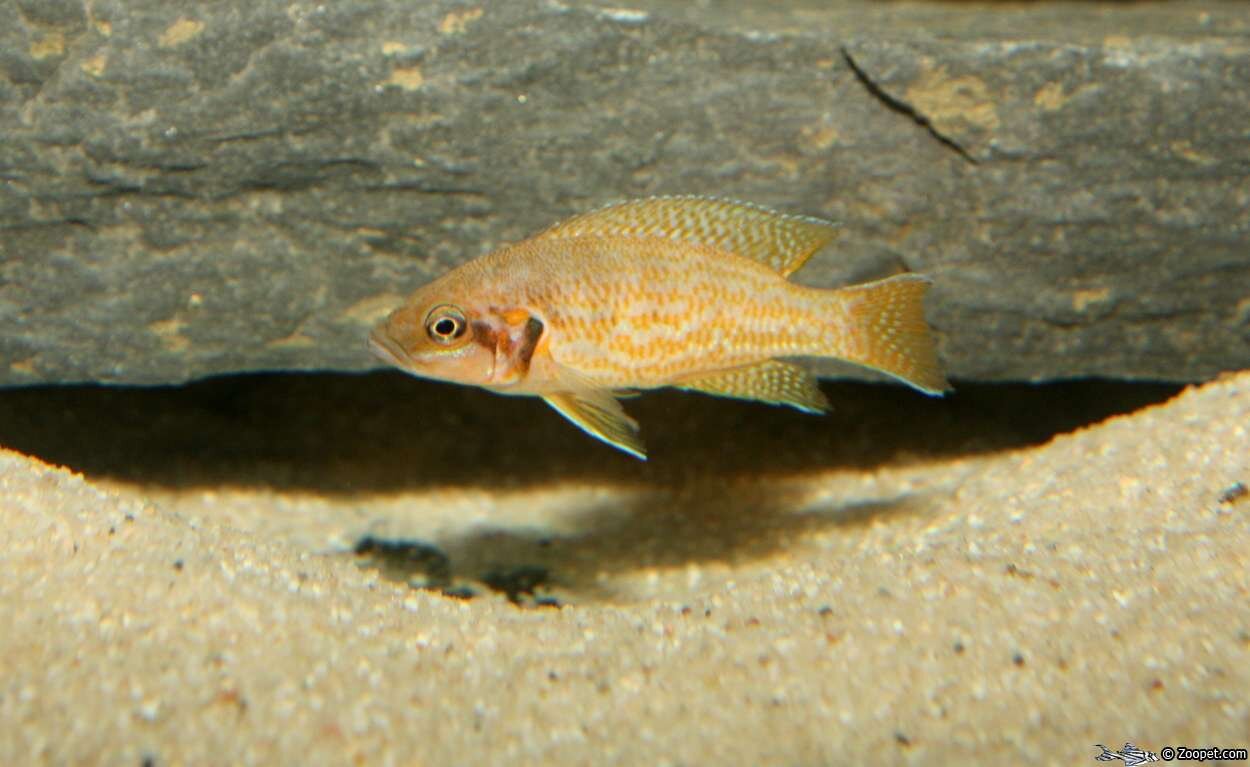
532;196;840;277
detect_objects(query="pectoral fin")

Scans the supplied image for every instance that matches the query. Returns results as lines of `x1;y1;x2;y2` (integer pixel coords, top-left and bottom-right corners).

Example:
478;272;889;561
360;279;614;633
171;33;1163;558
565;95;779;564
542;391;647;460
676;360;830;414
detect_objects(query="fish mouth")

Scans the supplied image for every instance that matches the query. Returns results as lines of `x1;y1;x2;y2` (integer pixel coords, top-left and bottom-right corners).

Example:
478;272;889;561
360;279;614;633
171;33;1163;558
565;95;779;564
367;326;411;369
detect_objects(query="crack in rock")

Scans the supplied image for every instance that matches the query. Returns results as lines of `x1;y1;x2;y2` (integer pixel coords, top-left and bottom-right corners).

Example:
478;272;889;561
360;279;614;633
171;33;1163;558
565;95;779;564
841;48;977;165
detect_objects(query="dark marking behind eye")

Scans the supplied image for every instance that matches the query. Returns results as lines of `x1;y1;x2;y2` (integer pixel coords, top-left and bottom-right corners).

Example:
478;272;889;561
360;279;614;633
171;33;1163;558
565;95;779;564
470;320;496;351
469;314;543;376
517;317;543;368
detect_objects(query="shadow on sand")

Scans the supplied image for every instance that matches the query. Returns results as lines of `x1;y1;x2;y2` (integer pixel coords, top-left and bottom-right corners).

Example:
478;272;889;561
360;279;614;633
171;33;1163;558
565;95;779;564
383;485;927;604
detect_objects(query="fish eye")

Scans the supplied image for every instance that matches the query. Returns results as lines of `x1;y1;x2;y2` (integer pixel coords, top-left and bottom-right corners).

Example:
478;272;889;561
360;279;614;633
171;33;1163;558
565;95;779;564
425;305;467;344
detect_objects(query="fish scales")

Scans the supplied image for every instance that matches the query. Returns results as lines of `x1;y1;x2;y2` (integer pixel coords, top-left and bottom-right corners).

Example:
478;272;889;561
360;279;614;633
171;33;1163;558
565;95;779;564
369;196;948;459
510;238;819;383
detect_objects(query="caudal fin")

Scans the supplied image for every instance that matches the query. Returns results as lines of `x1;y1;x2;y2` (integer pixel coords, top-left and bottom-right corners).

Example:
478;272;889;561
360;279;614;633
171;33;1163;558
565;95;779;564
829;274;949;395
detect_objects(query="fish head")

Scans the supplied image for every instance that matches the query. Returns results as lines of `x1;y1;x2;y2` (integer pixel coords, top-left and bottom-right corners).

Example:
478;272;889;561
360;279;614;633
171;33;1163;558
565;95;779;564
369;295;498;386
370;282;547;390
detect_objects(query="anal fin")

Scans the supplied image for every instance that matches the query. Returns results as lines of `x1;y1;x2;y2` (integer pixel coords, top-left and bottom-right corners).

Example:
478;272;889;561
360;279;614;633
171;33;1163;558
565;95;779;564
542;391;647;460
675;360;829;414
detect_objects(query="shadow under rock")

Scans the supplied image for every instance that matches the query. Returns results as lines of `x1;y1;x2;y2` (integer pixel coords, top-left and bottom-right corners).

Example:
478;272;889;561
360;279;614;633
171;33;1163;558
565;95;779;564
0;371;1181;493
0;371;1182;602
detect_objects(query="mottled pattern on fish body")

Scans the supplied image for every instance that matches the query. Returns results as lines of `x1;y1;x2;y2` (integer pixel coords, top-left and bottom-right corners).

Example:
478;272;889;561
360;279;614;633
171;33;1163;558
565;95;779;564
469;236;848;388
370;196;948;459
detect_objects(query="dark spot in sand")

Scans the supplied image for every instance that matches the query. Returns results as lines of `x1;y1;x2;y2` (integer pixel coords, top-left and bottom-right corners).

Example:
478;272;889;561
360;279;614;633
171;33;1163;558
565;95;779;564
1004;563;1035;579
353;535;451;589
1218;481;1247;505
482;565;555;606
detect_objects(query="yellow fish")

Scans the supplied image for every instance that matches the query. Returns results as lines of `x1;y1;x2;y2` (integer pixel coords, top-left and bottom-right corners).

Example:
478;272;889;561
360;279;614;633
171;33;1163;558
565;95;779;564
369;196;948;459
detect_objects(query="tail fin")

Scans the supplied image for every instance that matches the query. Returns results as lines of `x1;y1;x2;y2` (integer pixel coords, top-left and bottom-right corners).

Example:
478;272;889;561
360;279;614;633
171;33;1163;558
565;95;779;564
828;274;949;395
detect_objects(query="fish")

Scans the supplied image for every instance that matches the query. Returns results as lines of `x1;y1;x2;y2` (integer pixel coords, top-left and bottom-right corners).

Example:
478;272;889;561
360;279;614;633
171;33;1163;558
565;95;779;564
369;196;948;460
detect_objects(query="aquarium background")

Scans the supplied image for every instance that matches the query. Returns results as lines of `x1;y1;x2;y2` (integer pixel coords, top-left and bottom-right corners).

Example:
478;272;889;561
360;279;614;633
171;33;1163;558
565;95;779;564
2;1;1248;764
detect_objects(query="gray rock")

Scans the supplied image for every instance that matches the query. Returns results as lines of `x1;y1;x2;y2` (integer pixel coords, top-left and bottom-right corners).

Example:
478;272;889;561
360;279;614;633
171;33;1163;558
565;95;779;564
2;0;1248;386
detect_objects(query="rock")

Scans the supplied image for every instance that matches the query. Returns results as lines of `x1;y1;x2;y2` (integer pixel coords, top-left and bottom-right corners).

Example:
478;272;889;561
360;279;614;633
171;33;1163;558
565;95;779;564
2;0;1248;385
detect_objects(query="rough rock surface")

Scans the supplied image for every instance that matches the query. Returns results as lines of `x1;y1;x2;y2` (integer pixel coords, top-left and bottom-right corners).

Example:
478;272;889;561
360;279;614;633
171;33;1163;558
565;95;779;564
1;369;1247;765
2;0;1249;386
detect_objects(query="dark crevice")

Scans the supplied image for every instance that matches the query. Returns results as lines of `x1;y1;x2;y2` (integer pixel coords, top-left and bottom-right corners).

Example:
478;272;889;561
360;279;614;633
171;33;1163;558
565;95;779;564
0;217;93;231
0;371;1181;493
841;48;978;165
197;128;287;144
360;182;487;196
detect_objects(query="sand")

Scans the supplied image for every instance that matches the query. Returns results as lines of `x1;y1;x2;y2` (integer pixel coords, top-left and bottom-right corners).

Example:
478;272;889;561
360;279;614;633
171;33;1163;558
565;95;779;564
1;372;1247;765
